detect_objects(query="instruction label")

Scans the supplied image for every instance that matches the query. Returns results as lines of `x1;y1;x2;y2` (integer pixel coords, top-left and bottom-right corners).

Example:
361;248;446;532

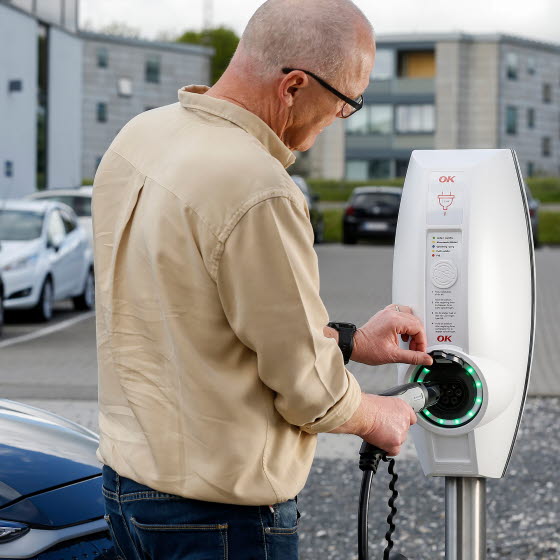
426;231;466;349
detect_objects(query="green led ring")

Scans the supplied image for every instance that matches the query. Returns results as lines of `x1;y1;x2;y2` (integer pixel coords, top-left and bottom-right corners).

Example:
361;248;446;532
411;362;484;428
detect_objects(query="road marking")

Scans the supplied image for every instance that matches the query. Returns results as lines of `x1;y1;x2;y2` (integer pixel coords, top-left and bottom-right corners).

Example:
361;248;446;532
0;311;95;349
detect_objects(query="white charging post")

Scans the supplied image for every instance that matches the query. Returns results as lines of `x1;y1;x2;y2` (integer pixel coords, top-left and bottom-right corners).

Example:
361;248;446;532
393;149;536;559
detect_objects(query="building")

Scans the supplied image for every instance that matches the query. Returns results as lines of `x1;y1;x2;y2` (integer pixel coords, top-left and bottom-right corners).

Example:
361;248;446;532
80;32;213;180
0;0;212;198
310;33;560;180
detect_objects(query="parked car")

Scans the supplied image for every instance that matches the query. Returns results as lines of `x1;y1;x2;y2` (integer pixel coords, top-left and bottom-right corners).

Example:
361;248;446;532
291;175;325;243
342;186;402;244
0;399;117;559
28;187;93;247
525;184;540;247
0;200;94;321
0;271;4;338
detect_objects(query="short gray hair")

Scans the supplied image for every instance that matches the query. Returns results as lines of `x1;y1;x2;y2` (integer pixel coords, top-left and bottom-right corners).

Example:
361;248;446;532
240;0;374;82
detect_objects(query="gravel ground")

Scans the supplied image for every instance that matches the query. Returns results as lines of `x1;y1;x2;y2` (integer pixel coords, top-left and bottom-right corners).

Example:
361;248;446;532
298;397;560;560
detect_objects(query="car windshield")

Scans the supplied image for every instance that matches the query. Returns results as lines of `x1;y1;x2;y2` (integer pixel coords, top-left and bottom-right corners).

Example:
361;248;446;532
0;209;44;241
353;193;401;209
38;195;92;217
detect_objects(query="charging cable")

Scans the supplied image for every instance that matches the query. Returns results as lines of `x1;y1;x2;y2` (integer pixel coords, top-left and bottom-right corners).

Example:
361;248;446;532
357;382;440;560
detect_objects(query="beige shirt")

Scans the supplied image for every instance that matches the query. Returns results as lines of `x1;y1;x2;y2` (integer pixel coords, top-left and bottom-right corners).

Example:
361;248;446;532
93;85;362;506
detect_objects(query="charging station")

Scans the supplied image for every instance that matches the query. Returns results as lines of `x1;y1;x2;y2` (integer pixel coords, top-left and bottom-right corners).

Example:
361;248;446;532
392;149;536;559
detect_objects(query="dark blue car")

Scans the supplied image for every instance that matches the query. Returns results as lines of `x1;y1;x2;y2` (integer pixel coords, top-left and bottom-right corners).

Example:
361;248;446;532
0;400;116;559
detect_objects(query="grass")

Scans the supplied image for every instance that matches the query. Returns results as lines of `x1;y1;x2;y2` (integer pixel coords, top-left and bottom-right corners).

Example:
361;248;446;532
319;209;560;245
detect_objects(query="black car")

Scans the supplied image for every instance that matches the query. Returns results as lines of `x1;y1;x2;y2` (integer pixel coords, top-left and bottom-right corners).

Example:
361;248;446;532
525;184;540;247
0;272;4;338
0;400;117;559
342;186;402;244
291;175;325;243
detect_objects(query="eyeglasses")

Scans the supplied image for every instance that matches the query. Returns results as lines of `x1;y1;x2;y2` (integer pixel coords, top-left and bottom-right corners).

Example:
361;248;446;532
282;67;364;118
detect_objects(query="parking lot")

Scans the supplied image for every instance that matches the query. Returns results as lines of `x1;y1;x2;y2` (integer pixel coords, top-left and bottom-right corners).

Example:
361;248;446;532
1;243;559;558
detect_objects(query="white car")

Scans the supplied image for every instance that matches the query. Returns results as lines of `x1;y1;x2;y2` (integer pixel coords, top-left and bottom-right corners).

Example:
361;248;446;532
0;200;94;321
27;186;93;248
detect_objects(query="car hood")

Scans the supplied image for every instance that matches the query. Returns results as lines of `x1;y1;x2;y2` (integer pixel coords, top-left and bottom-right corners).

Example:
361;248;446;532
0;240;43;266
0;400;101;508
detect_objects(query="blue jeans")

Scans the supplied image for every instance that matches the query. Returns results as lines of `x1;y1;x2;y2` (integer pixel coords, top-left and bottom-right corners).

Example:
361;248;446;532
102;465;299;559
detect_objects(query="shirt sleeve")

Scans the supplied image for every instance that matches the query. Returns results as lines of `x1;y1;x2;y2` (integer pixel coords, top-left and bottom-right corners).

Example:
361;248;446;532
216;194;362;434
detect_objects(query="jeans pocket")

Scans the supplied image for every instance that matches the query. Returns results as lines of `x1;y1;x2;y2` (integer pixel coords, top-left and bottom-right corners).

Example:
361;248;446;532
104;514;127;560
130;517;228;560
263;500;298;560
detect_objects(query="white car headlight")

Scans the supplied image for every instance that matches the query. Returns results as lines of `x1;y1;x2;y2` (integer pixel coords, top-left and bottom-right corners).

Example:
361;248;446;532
2;254;39;272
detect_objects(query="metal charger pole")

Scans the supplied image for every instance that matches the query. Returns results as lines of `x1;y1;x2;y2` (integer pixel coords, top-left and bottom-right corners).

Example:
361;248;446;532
445;477;486;560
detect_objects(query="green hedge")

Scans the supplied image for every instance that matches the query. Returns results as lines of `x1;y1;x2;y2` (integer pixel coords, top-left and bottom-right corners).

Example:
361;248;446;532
308;177;560;203
527;177;560;203
320;209;560;245
308;178;404;202
539;211;560;244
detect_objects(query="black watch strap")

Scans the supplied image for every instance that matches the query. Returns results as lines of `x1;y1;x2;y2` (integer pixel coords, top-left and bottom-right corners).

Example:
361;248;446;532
327;322;357;364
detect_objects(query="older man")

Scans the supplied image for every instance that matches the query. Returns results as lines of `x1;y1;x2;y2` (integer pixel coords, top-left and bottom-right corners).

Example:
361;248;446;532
94;0;432;558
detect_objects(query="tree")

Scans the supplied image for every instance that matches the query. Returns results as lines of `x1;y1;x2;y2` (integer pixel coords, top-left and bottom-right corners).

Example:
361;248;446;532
177;27;240;84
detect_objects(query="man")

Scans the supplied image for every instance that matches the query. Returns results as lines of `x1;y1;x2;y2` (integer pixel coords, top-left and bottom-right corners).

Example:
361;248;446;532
93;0;433;558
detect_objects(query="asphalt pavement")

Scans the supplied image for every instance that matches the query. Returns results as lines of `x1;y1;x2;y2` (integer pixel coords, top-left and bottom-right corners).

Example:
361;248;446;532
1;243;560;558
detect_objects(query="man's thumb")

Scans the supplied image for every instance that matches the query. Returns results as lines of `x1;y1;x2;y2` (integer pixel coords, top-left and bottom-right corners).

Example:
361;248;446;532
394;348;433;366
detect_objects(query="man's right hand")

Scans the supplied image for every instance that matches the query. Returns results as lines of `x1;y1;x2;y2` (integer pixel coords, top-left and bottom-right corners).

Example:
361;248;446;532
329;392;417;456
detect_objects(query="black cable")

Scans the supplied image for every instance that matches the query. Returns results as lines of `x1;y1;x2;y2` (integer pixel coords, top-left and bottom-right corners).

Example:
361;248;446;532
358;443;405;560
358;469;373;560
382;456;399;560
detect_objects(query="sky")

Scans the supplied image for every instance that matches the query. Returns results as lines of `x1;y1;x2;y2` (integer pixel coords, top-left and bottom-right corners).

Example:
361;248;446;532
80;0;560;44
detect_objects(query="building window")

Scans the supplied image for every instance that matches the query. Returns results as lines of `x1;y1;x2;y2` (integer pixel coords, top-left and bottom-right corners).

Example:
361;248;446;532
371;49;395;81
506;52;518;80
97;102;107;123
346;159;391;179
369;159;391;178
527;162;535;177
346;105;393;135
527;57;536;75
397;51;436;78
506;106;518;135
97;47;109;68
543;83;552;103
395;104;435;133
145;55;161;83
542;137;551;157
396;159;409;178
346;160;369;181
117;78;133;97
527;108;535;129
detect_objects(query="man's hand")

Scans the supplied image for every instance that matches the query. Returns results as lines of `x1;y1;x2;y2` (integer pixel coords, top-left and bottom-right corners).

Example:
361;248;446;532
330;393;417;456
351;304;433;366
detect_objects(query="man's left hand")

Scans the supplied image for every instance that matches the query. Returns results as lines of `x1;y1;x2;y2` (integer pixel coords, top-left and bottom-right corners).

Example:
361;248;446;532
351;304;433;366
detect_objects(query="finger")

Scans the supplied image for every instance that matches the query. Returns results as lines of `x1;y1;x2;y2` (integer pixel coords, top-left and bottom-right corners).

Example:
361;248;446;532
395;315;429;352
410;410;418;425
393;348;433;366
401;334;410;343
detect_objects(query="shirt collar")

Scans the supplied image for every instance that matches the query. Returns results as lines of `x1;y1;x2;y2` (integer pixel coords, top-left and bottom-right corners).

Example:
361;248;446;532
178;85;296;169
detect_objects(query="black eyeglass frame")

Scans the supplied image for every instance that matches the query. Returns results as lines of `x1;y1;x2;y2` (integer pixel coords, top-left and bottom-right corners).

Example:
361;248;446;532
282;67;363;118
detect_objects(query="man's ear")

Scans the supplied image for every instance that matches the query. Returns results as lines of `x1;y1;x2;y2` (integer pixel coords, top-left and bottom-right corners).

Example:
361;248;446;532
279;71;308;108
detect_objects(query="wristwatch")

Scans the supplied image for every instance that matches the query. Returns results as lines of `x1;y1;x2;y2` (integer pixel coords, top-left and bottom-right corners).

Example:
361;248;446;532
327;322;357;364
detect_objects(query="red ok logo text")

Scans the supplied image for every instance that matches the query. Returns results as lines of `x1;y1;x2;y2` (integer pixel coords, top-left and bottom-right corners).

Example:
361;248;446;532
439;176;455;183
